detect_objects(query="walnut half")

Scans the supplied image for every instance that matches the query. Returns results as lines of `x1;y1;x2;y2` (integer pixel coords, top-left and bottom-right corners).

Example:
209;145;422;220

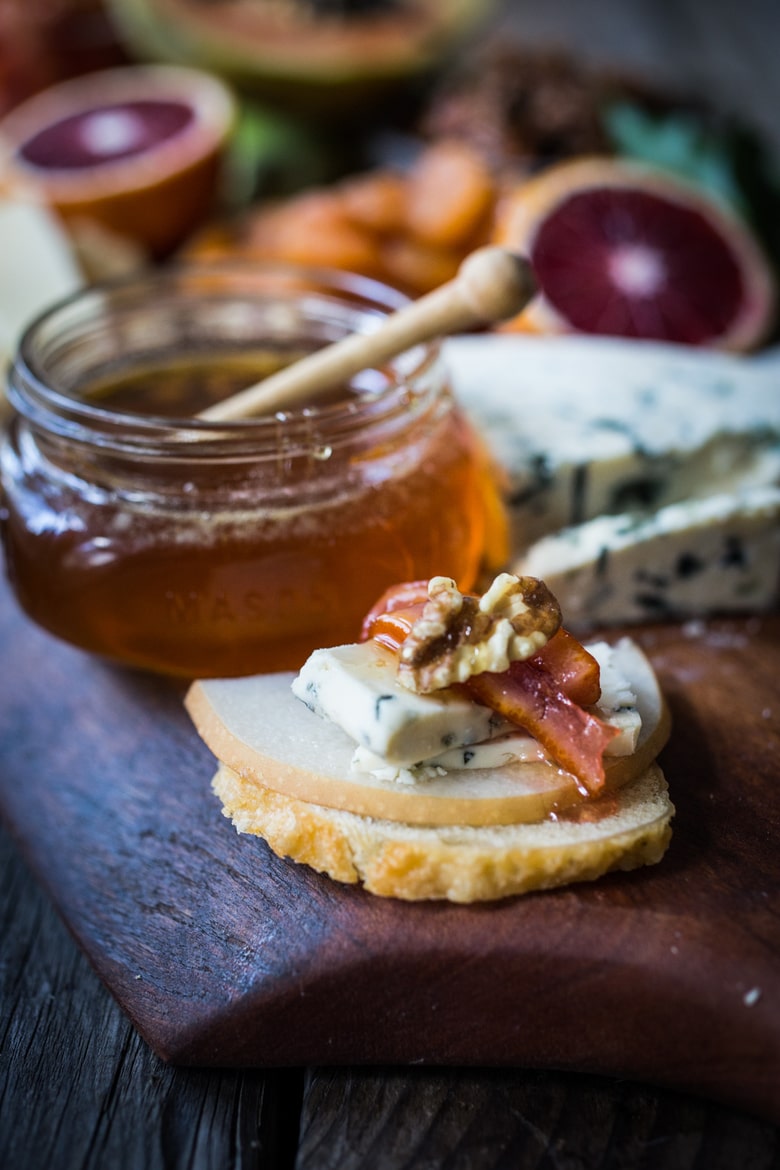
397;573;561;693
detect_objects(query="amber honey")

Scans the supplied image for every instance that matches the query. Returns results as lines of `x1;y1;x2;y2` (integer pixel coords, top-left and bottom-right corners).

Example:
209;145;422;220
1;265;499;677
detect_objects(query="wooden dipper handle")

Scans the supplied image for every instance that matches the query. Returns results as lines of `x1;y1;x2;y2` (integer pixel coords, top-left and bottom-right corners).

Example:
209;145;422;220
197;247;535;422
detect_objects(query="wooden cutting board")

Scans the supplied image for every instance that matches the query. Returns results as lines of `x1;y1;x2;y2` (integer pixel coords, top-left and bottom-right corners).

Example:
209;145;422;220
0;576;777;1122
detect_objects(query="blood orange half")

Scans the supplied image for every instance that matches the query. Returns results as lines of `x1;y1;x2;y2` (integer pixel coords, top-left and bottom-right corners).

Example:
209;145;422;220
493;156;776;351
0;64;236;258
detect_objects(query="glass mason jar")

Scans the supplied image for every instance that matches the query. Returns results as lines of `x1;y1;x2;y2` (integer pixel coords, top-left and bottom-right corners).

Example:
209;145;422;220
1;263;500;677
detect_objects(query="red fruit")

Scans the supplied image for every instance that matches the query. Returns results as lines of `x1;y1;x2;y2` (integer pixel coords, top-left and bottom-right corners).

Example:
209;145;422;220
494;156;776;351
0;64;236;257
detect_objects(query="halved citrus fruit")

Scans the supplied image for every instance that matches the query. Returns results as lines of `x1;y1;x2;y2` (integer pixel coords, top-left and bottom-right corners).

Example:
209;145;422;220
493;156;776;350
0;64;236;258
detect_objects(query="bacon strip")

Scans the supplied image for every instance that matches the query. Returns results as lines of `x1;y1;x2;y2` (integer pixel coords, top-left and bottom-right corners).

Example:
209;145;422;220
361;581;430;641
368;604;426;653
467;661;618;795
533;628;601;707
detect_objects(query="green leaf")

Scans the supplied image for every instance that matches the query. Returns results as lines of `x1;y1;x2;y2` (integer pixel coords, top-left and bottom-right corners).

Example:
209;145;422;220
603;101;745;211
223;101;335;208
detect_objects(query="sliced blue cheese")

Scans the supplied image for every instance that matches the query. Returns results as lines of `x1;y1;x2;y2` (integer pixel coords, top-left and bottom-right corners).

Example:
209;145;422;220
351;732;549;785
516;485;780;629
291;640;511;768
295;636;644;785
444;335;780;552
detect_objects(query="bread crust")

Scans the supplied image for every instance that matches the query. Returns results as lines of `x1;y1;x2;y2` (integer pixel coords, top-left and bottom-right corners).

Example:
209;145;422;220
212;762;673;902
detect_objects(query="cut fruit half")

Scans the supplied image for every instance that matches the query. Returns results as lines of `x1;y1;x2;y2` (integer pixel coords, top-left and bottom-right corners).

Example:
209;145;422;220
493;156;776;351
107;0;493;117
0;64;236;257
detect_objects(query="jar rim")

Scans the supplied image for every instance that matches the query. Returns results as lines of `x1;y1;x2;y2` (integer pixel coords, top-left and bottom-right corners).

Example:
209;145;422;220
8;260;444;456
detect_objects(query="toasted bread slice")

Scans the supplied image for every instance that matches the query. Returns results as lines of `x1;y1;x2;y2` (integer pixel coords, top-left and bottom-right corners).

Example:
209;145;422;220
212;761;673;902
189;636;673;901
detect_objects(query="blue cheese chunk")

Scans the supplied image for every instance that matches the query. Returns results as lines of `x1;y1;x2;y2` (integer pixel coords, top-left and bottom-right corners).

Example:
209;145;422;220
444;335;780;553
516;486;780;629
0;197;82;407
291;640;510;768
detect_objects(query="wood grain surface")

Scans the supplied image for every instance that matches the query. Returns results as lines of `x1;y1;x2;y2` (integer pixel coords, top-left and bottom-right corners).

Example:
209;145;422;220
0;566;778;1125
2;3;780;1166
2;834;777;1170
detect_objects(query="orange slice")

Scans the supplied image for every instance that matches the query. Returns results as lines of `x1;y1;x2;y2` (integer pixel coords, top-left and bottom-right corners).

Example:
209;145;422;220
0;64;236;258
493;156;776;351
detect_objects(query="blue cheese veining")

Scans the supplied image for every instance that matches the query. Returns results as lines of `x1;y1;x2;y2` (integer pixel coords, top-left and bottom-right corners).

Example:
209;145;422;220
444;334;780;554
291;640;512;768
516;485;780;628
292;638;642;785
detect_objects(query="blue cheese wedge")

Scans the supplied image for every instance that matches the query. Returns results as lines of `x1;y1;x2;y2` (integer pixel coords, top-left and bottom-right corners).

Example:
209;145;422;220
444;335;780;552
291;640;511;768
516;486;780;628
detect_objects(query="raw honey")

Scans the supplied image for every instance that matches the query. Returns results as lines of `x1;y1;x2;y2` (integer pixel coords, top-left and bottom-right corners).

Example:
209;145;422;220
1;265;500;677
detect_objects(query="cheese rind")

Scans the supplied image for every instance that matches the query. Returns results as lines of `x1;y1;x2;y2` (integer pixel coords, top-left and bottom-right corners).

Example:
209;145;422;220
516;486;780;629
445;335;780;552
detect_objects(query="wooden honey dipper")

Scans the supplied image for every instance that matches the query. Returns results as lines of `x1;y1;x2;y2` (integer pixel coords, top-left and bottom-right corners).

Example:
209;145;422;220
197;247;535;422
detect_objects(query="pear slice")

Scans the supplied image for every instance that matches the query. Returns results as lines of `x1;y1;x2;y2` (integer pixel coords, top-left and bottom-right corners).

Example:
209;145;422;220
185;638;670;827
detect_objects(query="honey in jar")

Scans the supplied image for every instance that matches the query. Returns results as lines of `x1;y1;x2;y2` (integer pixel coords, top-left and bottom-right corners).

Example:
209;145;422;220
1;264;501;677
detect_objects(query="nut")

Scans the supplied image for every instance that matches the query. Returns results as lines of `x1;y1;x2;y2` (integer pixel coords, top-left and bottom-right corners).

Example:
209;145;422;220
397;573;561;693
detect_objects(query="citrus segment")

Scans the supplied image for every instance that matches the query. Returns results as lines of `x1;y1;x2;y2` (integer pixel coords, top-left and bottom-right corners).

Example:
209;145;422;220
186;141;498;298
494;157;776;351
404;139;496;248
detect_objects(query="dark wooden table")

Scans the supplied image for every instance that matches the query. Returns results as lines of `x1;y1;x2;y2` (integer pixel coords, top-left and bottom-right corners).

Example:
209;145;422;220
3;2;780;1167
3;626;779;1170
